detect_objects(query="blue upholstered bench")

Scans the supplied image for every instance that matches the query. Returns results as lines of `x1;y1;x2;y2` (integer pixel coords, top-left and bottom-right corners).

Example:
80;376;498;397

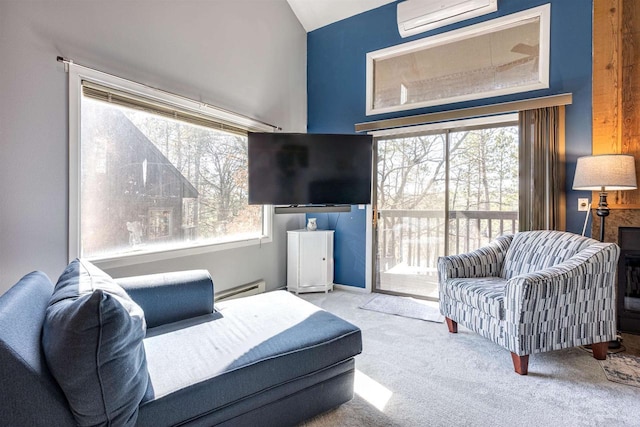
0;260;362;426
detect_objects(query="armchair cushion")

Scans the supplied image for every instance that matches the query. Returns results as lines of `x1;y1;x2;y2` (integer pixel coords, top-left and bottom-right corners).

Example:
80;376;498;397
42;259;148;427
440;276;508;319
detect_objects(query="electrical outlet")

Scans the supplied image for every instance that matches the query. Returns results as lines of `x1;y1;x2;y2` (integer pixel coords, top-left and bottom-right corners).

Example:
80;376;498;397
578;198;589;211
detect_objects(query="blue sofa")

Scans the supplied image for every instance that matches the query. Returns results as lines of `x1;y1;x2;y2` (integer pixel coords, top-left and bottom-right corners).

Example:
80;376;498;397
0;262;362;426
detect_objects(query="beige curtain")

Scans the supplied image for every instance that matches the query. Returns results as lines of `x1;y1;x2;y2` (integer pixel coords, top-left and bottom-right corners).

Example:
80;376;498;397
518;106;566;231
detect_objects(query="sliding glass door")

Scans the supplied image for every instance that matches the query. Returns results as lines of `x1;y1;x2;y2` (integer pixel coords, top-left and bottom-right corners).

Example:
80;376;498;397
374;117;519;300
375;132;447;299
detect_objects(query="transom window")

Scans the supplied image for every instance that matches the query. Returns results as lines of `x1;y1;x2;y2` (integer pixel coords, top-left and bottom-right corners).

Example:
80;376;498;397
68;65;273;264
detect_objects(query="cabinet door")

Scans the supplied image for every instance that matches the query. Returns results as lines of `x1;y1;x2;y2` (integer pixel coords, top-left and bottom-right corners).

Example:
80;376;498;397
299;233;327;287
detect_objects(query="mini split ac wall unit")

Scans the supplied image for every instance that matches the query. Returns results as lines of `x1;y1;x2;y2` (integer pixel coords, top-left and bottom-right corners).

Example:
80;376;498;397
397;0;498;38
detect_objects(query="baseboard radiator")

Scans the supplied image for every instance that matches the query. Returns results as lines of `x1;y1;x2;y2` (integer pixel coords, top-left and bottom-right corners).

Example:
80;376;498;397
215;280;266;302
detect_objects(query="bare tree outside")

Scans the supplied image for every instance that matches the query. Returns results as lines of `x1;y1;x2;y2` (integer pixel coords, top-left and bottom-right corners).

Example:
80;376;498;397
80;98;262;258
376;124;518;299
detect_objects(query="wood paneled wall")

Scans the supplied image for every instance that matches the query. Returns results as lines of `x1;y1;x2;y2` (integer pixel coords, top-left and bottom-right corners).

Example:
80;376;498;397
592;0;640;242
593;0;640;207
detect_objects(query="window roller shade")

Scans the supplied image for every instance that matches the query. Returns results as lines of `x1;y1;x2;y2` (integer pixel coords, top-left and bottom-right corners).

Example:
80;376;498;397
81;81;248;137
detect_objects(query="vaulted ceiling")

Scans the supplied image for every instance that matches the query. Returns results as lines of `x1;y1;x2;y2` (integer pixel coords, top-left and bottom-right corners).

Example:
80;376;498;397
286;0;396;32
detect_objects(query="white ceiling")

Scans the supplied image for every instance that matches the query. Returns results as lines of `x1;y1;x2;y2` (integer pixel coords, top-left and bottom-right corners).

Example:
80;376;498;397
286;0;396;32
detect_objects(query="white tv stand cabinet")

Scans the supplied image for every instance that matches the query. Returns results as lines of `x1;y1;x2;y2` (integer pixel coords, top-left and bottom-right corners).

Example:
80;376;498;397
287;229;334;294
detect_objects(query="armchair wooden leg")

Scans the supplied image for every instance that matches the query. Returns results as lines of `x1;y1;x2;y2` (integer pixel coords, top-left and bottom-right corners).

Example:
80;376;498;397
591;341;608;360
445;317;458;333
511;353;529;375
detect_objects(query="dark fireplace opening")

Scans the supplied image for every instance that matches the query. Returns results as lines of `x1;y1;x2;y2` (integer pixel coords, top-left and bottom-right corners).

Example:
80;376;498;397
617;227;640;334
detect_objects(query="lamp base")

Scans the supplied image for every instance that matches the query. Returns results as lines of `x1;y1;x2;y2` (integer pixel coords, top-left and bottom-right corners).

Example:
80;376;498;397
595;191;609;243
608;337;622;350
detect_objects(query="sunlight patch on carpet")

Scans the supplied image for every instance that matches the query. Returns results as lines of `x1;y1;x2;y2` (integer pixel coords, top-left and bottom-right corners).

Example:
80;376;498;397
354;369;392;412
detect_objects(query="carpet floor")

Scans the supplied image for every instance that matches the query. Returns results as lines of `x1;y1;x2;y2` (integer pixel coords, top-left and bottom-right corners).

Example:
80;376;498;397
360;293;444;323
299;290;640;427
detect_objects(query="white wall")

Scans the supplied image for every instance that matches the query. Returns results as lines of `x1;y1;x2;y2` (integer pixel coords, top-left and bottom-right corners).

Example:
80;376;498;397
0;0;307;294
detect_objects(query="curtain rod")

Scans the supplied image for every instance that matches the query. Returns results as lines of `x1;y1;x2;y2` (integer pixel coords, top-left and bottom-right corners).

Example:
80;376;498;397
355;93;573;133
56;56;281;131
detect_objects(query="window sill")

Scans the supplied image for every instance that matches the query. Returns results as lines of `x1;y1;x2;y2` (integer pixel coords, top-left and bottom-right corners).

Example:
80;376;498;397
88;235;272;270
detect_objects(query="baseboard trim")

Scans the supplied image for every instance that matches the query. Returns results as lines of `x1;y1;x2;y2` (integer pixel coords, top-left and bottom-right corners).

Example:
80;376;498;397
334;284;370;294
276;284;370;294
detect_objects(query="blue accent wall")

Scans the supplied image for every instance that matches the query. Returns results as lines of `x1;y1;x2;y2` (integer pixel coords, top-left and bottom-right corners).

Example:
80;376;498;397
307;207;367;288
307;0;593;287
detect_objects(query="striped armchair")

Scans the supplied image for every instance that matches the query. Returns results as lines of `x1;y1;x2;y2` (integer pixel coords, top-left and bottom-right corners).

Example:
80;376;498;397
438;230;620;375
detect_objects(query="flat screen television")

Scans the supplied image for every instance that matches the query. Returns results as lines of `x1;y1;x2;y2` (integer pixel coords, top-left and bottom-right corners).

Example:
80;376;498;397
248;132;373;206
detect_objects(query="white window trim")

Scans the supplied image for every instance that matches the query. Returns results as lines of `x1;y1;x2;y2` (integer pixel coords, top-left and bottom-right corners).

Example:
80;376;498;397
89;209;273;270
68;63;274;266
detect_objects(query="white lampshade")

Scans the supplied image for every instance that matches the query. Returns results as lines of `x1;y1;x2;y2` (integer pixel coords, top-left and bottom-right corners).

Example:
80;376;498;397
573;154;638;191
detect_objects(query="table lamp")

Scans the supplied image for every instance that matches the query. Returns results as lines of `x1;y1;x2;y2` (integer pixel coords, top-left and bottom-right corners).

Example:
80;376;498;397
572;154;637;242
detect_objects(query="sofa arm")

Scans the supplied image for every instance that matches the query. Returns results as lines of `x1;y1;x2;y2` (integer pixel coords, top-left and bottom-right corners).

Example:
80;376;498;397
116;270;214;329
437;234;513;283
504;242;619;352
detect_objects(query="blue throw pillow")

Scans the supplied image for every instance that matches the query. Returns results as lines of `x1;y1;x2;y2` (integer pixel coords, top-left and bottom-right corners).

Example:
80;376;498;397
42;259;148;427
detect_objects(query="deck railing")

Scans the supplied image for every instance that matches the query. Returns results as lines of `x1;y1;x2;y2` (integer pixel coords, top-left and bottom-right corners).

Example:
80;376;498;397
377;209;518;273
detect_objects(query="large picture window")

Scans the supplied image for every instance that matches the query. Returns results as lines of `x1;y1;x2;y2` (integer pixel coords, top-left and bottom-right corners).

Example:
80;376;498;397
68;65;274;264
